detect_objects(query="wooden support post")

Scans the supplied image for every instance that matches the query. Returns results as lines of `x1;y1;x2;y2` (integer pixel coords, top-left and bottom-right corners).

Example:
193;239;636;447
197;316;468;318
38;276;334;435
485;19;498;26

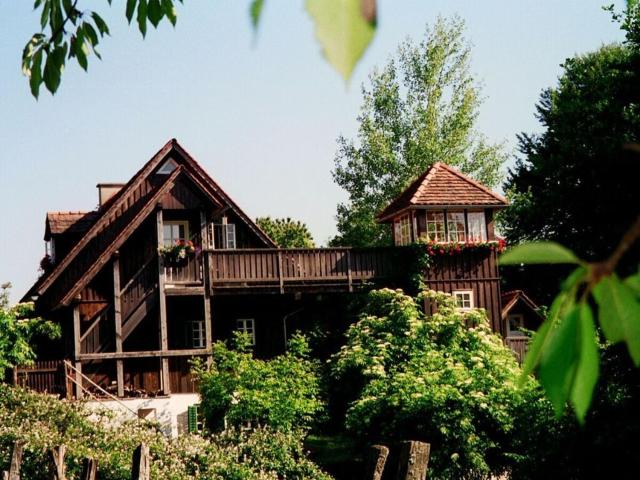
201;211;213;368
50;445;66;480
395;441;430;480
113;253;125;398
131;443;150;480
73;304;83;399
364;444;389;480
277;250;284;294
80;458;97;480
346;249;353;292
156;208;170;394
4;441;23;480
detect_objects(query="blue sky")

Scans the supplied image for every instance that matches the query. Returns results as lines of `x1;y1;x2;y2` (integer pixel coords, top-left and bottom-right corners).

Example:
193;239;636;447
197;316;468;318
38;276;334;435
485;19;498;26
0;0;626;302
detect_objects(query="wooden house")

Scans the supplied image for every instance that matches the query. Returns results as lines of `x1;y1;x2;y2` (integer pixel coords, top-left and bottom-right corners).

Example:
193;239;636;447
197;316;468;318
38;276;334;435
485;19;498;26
19;141;514;405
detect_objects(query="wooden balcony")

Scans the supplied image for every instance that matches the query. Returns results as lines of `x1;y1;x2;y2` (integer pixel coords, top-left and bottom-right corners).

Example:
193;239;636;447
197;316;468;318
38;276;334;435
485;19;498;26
205;247;396;293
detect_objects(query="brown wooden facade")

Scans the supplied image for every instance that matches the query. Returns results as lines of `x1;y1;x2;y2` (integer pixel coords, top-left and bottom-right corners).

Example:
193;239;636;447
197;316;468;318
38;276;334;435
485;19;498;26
19;141;514;399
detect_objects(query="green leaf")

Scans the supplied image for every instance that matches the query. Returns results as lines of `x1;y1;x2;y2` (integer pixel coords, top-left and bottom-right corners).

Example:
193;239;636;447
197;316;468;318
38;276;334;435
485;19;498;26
126;0;137;24
29;49;43;99
161;0;177;26
499;242;583;265
91;12;110;36
137;0;148;37
83;22;99;47
147;0;163;27
43;49;62;93
571;303;599;423
538;304;587;416
624;272;640;298
306;0;377;81
40;0;50;29
592;274;640;364
250;0;264;30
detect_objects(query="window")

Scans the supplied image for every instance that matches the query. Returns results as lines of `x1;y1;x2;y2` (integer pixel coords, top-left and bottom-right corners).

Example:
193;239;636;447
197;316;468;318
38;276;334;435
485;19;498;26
236;318;255;345
189;320;205;348
394;214;411;246
424;211;445;242
467;211;487;242
157;158;178;174
225;223;236;249
507;314;526;337
163;221;189;247
447;211;466;242
426;211;446;242
45;239;56;263
452;290;474;310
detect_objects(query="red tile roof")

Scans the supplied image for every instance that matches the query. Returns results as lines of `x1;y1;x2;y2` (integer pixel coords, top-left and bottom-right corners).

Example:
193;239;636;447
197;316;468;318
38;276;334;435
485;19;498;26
377;162;508;221
45;211;99;238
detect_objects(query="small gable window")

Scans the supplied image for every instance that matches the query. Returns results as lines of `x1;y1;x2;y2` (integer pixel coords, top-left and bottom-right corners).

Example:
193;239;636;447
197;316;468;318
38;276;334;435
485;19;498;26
426;211;446;242
236;318;255;345
157;158;178;175
507;314;526;337
447;211;466;242
467;211;487;242
163;221;189;246
394;214;411;246
453;290;474;310
225;223;236;249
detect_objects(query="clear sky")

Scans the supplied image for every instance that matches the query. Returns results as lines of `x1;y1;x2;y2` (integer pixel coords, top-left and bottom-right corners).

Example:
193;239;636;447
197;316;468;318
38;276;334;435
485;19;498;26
0;0;626;302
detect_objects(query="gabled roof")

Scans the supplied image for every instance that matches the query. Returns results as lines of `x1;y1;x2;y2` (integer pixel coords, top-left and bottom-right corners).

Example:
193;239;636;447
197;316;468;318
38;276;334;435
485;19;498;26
45;211;99;239
501;290;543;320
32;139;275;310
377;162;508;222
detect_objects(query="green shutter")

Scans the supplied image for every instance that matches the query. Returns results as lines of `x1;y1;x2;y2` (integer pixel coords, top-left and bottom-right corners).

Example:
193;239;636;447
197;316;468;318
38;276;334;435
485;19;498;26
187;404;200;434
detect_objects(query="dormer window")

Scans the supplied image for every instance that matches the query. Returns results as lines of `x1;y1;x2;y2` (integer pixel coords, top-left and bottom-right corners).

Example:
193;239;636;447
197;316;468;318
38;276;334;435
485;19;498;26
163;221;189;246
394;214;411;246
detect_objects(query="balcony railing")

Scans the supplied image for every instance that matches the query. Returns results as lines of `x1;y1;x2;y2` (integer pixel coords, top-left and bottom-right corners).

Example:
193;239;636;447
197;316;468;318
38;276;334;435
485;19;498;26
205;247;395;292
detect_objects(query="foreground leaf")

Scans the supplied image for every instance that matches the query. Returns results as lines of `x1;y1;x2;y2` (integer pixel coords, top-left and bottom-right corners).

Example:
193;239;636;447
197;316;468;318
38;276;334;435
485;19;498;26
500;242;583;266
306;0;377;81
592;274;640;364
250;0;265;30
571;303;599;422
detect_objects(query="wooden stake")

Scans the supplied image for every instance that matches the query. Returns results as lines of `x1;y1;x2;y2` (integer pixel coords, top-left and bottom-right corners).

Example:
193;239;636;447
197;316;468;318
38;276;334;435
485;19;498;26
395;441;430;480
131;443;150;480
50;445;66;480
80;458;97;480
364;444;389;480
5;441;23;480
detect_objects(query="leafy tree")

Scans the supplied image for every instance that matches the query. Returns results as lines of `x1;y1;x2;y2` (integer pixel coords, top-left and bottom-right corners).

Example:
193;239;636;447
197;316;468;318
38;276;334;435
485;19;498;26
331;16;506;247
0;283;60;377
22;0;377;97
332;288;545;479
195;333;325;433
256;216;316;248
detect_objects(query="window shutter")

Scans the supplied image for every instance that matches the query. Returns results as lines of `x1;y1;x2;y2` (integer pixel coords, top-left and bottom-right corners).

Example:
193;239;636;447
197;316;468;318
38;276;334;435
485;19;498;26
187;404;200;433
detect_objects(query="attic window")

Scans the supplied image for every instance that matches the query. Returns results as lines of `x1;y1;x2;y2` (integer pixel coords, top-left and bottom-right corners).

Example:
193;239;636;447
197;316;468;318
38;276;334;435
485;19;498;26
157;158;178;175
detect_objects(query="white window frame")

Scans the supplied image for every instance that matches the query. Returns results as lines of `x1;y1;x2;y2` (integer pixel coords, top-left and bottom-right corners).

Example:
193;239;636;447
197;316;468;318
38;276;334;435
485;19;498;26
189;319;206;348
163;220;190;247
507;314;526;337
236;318;255;345
467;211;487;242
425;211;446;242
225;223;236;249
447;211;467;242
45;239;56;262
394;214;411;246
452;290;474;310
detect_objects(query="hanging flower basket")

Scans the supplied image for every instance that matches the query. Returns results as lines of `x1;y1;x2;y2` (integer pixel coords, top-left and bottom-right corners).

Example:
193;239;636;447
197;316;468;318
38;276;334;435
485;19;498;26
422;239;506;257
159;240;196;266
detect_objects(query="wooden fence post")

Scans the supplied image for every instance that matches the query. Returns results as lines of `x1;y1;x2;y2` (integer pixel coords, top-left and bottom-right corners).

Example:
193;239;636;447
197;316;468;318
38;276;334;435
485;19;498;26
80;458;98;480
364;444;389;480
3;441;23;480
395;441;430;480
131;443;150;480
50;445;66;480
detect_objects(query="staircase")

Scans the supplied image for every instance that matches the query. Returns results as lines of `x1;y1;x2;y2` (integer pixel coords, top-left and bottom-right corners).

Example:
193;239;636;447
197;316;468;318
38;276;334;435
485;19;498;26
120;257;158;342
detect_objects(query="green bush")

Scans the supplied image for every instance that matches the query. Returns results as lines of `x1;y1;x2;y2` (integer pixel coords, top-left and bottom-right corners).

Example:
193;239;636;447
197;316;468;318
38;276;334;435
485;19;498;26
0;384;331;480
195;333;325;433
332;288;547;479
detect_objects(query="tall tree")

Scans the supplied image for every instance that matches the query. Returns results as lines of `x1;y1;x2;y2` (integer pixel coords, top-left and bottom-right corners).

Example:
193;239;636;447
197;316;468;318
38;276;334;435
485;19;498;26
256;217;315;248
331;16;506;247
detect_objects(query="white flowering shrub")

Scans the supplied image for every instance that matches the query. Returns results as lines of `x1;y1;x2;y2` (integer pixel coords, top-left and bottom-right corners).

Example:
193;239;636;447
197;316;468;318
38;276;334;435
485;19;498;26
332;288;546;479
0;385;332;480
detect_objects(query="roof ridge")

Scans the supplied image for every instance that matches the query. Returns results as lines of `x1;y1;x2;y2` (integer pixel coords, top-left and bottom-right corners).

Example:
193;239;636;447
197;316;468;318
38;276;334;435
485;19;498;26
409;162;440;204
